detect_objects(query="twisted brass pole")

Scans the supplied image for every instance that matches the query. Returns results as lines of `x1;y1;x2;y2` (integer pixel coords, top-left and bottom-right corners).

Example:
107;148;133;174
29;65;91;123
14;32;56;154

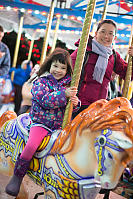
101;0;109;21
122;29;133;98
62;0;96;129
11;13;24;81
40;0;55;65
50;15;60;54
28;31;36;61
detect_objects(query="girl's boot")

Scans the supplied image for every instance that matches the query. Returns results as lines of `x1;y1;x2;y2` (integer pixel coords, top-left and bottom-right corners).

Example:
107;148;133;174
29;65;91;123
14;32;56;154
5;154;30;197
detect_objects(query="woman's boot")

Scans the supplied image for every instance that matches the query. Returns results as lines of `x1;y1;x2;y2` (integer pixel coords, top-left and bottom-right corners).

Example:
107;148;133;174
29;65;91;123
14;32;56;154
5;154;30;197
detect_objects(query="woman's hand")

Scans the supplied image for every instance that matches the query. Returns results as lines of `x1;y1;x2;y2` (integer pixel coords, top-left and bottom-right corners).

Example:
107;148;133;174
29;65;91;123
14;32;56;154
70;96;79;106
65;86;78;97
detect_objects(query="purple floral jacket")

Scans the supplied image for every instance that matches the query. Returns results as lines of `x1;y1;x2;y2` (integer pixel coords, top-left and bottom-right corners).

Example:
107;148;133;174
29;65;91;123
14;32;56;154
30;72;80;130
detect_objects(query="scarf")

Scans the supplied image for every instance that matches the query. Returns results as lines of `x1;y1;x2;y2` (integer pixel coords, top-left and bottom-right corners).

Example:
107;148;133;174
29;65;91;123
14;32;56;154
92;38;113;84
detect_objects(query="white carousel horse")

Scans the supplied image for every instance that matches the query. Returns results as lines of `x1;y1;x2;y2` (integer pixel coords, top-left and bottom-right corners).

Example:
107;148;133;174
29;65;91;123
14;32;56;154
0;75;15;116
0;97;133;199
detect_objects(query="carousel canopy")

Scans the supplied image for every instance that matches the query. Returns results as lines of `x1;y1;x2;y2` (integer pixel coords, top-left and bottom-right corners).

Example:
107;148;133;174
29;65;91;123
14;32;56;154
0;0;132;50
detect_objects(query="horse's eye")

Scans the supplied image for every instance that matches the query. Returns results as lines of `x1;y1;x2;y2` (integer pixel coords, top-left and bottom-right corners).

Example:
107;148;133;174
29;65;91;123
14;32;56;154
108;152;113;159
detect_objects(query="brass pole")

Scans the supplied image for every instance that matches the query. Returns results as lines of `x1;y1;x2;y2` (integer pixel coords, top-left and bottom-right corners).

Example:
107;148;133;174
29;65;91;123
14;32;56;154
101;0;109;21
121;22;133;93
62;0;96;129
11;13;24;81
50;15;60;53
122;26;133;98
28;31;36;61
40;0;55;65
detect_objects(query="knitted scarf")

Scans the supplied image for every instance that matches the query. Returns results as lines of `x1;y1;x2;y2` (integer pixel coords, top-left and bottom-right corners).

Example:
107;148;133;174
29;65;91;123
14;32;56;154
92;38;113;84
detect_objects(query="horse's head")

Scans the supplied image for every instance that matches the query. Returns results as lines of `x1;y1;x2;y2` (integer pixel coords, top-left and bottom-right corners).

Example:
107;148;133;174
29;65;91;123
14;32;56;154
52;97;133;189
94;128;133;189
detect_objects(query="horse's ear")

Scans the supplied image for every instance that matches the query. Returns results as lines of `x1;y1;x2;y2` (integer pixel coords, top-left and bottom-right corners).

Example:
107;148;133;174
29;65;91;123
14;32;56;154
112;131;133;149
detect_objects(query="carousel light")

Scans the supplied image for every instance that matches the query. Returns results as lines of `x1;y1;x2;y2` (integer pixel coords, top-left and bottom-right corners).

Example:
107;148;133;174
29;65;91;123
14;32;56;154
126;34;130;37
20;8;25;13
13;7;18;12
27;9;32;14
66;30;70;33
41;11;46;16
56;13;61;18
70;16;75;20
121;34;125;37
34;10;40;14
63;14;68;19
36;29;41;32
75;30;80;34
40;29;45;32
0;5;4;9
62;30;66;33
119;23;125;28
6;6;12;11
70;30;75;34
77;16;82;21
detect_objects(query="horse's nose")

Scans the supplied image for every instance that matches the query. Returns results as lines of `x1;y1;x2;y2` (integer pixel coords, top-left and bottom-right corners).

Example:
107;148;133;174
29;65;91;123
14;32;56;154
104;182;109;188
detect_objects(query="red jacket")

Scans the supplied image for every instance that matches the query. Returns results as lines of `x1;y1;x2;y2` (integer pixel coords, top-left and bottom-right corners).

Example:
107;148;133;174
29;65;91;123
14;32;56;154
71;37;133;106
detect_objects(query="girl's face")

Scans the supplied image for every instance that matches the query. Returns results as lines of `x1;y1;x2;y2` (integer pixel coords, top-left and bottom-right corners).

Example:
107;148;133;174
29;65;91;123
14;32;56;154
95;23;117;47
50;60;67;80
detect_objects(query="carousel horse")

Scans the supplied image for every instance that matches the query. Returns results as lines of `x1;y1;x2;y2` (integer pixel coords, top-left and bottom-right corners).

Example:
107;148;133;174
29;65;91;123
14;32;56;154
0;97;133;199
0;75;15;116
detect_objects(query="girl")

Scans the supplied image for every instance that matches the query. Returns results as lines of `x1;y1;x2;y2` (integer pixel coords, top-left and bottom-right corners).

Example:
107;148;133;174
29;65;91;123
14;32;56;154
6;48;80;197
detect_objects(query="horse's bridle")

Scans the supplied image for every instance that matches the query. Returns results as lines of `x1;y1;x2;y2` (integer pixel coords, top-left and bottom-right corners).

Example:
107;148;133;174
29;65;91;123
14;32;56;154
95;129;124;176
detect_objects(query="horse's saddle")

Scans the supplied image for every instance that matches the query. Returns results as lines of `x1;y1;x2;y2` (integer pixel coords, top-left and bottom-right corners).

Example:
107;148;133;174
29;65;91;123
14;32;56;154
2;113;61;159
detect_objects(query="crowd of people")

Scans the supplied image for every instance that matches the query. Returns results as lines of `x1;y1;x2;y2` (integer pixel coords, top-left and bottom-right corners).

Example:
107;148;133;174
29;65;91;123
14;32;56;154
0;19;133;198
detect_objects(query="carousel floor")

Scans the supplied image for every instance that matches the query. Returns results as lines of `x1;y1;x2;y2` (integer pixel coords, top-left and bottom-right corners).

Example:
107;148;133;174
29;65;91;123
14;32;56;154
0;174;126;199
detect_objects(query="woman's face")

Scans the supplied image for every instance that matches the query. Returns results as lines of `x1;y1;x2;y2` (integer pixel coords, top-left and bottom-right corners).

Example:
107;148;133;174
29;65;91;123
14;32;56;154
95;23;117;47
50;60;67;80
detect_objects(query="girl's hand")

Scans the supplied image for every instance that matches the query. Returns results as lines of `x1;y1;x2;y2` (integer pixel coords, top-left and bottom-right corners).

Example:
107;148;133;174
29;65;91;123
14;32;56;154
65;86;78;97
70;96;79;106
128;46;133;56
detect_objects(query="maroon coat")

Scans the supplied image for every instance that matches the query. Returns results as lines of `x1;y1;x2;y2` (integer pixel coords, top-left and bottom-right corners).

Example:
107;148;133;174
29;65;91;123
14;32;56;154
71;37;133;106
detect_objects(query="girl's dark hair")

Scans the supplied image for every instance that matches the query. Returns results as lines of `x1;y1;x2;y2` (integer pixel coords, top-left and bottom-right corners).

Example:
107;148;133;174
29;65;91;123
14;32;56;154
96;19;117;34
38;48;73;77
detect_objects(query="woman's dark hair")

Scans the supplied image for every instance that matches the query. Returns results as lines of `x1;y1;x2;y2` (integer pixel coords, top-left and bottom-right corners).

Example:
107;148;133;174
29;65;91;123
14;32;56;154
0;25;4;32
38;48;73;77
96;19;117;34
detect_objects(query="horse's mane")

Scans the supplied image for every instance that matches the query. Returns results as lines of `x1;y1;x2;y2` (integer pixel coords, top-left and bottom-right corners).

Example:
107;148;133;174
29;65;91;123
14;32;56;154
51;97;133;161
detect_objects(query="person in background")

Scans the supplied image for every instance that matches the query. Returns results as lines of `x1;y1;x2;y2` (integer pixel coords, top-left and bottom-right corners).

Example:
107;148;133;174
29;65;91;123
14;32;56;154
5;47;81;197
9;60;33;114
71;19;133;119
17;64;40;115
0;25;11;76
